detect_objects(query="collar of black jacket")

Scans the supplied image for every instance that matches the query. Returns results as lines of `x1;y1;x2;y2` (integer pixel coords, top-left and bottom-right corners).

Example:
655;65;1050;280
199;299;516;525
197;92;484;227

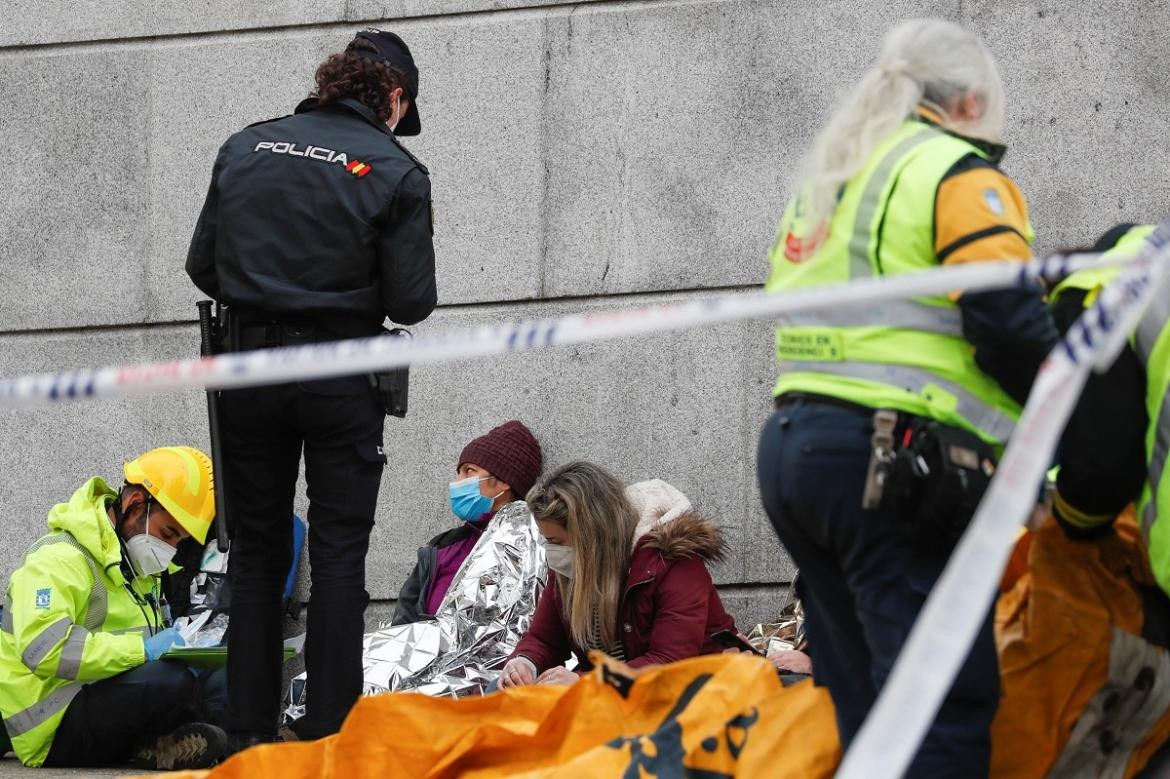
296;96;391;134
295;96;428;172
914;106;1006;164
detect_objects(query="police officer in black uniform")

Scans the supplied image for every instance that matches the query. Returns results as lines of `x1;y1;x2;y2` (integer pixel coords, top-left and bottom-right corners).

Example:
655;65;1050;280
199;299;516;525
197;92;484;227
185;29;437;745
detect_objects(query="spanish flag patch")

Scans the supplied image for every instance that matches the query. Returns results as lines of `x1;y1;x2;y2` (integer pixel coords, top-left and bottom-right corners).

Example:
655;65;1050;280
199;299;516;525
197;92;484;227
346;160;373;178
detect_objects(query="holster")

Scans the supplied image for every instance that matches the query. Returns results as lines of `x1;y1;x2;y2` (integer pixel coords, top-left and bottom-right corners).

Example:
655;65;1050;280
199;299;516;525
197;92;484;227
884;417;998;550
216;305;239;353
373;328;411;418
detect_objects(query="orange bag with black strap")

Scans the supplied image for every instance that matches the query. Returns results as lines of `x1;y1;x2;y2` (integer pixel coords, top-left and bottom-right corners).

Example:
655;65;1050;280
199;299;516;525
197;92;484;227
992;509;1170;778
135;653;839;779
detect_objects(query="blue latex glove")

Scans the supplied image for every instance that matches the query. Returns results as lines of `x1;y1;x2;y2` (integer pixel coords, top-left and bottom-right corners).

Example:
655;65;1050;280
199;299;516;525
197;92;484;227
144;627;186;661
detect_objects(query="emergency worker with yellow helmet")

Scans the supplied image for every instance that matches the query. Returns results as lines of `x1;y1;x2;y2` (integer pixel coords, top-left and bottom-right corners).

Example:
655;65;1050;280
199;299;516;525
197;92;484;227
756;19;1058;777
0;447;230;770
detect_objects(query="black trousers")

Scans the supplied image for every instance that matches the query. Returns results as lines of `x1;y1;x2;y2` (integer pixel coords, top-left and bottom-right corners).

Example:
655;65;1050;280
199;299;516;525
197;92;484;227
756;401;999;778
43;662;226;767
220;375;386;739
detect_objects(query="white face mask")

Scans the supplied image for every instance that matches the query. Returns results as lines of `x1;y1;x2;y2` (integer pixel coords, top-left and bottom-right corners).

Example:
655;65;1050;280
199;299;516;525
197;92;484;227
388;94;402;132
544;543;575;579
125;509;177;578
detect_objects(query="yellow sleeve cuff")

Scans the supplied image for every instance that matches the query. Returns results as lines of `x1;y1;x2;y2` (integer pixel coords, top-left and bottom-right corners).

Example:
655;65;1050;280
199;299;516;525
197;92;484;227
1053;490;1114;529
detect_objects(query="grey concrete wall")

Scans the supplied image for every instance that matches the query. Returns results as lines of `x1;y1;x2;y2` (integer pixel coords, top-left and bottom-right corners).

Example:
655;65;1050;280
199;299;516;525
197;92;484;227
2;0;1168;633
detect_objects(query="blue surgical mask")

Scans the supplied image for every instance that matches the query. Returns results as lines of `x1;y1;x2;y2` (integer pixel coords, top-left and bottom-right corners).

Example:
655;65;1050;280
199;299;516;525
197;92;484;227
448;476;501;522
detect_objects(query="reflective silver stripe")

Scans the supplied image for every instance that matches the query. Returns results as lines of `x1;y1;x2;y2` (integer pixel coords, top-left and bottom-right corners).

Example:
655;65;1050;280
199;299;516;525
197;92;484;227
1132;275;1170;363
21;616;72;672
84;577;107;633
111;625;150;637
778;360;1017;442
1047;627;1170;778
21;533;108;631
2;682;82;738
778;300;963;337
1144;392;1170;533
56;626;89;680
1135;276;1170;534
848;126;940;279
1;594;13;632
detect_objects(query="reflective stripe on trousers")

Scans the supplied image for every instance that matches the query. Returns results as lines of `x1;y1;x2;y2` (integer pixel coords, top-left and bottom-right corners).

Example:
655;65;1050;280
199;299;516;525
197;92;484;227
1046;627;1170;778
778;360;1017;442
2;682;83;739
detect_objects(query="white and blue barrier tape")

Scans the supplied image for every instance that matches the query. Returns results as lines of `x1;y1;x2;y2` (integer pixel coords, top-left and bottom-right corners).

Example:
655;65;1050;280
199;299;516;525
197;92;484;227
0;250;1141;408
0;231;1165;773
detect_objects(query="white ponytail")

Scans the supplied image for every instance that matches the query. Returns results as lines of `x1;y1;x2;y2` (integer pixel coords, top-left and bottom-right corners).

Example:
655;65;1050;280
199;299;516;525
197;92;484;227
796;19;1006;231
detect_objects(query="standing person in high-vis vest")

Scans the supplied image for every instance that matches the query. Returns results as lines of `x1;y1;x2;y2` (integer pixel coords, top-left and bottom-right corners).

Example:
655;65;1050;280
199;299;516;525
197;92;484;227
756;19;1058;777
0;447;229;770
1052;224;1170;591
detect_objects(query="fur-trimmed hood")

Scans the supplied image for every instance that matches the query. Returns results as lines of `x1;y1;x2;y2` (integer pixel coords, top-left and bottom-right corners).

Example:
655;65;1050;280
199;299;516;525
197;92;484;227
640;511;727;563
625;478;727;563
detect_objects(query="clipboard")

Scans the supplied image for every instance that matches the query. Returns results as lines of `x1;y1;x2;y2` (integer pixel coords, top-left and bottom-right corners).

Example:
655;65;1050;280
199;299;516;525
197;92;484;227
160;646;298;669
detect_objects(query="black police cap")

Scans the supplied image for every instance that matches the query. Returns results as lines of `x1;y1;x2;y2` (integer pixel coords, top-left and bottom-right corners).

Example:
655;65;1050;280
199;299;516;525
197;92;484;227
349;29;421;136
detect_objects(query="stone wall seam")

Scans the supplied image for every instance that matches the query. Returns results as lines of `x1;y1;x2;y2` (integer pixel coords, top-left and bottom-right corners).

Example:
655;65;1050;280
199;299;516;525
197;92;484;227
0;0;712;55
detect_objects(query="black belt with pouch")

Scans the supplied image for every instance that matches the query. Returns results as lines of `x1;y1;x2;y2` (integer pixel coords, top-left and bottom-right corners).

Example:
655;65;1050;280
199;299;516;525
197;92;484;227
220;309;411;418
864;410;998;549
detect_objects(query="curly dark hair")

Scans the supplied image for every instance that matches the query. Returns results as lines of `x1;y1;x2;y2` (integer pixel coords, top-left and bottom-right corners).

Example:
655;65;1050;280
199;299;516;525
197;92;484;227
312;39;406;123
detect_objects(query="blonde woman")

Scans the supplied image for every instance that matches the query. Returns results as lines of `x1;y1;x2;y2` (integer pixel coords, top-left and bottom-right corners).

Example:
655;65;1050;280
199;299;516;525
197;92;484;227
757;19;1057;777
499;465;736;687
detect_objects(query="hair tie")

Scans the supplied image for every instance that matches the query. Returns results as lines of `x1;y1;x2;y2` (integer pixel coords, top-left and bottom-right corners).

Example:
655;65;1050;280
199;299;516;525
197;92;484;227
879;57;911;77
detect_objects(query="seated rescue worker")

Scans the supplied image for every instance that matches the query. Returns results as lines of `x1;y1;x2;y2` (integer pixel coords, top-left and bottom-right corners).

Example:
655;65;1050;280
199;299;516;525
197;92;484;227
392;421;543;624
0;447;228;770
499;465;737;687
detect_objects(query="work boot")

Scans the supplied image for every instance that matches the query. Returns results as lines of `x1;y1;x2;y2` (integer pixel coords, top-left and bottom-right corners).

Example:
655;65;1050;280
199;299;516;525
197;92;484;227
228;730;282;756
130;722;230;770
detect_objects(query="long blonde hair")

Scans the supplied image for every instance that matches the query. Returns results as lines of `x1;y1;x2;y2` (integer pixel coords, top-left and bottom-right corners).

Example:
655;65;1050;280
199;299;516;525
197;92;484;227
526;461;638;650
796;18;1006;231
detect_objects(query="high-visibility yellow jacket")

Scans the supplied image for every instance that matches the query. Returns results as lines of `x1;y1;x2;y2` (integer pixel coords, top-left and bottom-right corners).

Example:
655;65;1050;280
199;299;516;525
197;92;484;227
1051;225;1170;594
765;115;1033;446
0;477;163;766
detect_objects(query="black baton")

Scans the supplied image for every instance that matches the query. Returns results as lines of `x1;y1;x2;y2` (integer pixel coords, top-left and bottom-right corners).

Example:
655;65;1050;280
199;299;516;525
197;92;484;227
197;300;231;553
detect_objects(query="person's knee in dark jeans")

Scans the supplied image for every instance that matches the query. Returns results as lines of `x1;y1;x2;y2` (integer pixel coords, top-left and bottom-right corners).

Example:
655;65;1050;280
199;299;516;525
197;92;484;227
45;661;207;767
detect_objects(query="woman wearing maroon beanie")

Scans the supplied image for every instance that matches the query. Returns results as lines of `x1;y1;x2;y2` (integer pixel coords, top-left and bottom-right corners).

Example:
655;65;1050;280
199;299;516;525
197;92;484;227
391;420;542;624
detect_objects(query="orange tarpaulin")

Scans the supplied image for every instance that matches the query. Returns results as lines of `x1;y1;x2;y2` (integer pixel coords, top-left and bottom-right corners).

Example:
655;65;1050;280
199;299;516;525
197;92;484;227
137;653;839;779
992;510;1170;778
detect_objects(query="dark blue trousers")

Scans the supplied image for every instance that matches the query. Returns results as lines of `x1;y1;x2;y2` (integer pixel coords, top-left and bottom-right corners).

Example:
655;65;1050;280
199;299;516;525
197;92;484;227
43;662;226;767
757;400;998;778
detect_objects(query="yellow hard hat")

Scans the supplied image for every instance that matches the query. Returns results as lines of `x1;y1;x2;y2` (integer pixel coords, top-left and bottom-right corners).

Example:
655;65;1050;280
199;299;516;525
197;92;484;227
124;446;216;544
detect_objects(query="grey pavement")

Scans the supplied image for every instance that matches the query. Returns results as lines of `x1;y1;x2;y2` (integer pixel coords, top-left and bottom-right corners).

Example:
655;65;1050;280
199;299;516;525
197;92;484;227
0;757;153;777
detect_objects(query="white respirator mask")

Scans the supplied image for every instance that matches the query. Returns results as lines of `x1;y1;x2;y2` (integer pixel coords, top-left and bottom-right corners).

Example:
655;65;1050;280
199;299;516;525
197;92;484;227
125;502;178;577
544;543;575;579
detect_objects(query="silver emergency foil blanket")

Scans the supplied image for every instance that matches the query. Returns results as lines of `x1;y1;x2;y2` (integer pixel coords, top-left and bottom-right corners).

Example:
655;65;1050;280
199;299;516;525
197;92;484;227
285;500;546;720
747;596;805;655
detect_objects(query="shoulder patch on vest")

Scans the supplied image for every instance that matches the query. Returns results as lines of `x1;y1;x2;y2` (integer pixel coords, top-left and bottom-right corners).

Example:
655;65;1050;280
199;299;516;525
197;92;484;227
983;188;1005;216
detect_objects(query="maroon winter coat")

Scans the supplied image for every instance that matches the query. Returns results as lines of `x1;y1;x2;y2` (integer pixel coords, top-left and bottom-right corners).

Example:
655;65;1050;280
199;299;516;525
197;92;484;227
511;512;737;673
